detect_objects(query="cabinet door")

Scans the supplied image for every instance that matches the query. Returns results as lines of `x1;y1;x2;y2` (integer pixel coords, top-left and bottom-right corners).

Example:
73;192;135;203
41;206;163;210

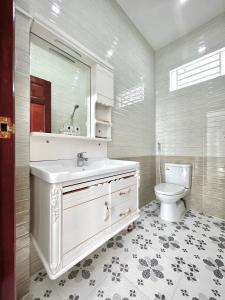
96;65;114;100
63;195;110;254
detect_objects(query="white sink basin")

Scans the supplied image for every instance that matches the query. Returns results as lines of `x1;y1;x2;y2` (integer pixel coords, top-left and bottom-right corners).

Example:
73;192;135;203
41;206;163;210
30;159;139;183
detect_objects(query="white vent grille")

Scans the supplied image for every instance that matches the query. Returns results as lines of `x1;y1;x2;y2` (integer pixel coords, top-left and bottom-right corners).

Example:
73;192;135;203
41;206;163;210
170;47;225;91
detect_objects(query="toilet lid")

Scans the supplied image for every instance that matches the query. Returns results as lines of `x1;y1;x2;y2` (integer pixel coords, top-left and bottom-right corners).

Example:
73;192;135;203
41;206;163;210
155;183;185;196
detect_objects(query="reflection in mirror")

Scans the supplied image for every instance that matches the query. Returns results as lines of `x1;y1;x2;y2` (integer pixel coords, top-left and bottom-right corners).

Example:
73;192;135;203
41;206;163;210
30;34;91;136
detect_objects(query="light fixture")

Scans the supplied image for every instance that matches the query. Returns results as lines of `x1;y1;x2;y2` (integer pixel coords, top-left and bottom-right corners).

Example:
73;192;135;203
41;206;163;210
180;0;188;4
106;49;113;58
198;45;206;54
51;4;60;14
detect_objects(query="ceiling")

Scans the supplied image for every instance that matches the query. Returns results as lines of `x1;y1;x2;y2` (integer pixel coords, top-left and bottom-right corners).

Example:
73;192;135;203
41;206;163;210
116;0;225;50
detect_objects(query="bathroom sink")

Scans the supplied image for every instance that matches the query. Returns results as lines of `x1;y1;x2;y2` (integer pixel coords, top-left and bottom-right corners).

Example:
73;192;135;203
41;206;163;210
30;159;138;183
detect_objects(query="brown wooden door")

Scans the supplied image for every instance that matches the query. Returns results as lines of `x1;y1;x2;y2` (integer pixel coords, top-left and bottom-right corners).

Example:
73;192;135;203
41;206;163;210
30;75;51;132
0;0;15;299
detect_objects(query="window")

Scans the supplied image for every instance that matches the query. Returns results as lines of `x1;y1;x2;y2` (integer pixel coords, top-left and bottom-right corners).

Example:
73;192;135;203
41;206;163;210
170;47;225;91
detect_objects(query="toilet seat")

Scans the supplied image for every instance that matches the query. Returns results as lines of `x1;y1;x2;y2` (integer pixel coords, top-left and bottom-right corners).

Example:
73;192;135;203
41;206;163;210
155;183;185;196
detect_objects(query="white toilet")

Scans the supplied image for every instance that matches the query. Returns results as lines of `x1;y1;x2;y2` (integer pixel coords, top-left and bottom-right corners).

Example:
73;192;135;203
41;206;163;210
154;163;192;222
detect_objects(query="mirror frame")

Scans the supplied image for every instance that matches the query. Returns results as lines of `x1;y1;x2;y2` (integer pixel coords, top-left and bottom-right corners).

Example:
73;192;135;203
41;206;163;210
30;16;113;140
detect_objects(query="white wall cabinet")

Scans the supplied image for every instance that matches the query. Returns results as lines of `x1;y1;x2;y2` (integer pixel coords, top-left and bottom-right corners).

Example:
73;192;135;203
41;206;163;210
91;64;114;140
96;64;114;102
31;170;139;279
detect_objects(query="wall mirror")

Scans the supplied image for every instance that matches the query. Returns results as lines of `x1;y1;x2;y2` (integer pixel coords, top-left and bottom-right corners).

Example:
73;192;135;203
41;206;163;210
30;33;91;137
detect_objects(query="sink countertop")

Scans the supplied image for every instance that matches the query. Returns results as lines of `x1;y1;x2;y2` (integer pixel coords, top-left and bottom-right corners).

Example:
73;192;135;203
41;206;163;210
30;158;139;184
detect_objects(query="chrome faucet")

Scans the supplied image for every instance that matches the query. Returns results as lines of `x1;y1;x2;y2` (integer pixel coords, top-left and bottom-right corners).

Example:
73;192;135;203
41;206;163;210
77;152;88;167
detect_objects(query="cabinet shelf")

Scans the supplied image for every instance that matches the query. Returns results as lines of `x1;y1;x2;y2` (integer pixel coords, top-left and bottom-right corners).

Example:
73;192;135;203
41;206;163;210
30;132;111;142
91;64;114;140
96;98;113;107
95;136;112;141
95;120;112;126
95;123;111;140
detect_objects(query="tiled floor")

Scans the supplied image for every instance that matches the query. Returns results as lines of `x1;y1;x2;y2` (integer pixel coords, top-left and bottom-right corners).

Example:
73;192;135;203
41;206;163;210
25;200;225;300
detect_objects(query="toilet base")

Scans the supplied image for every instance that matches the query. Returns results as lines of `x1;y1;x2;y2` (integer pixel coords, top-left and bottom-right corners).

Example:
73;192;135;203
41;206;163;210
160;199;185;222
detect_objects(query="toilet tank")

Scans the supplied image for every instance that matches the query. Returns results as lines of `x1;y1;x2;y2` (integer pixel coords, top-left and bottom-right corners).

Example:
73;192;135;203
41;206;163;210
165;163;192;188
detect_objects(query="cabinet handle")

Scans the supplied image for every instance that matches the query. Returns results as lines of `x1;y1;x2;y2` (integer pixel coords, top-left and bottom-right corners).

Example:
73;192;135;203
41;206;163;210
104;201;110;221
119;208;131;217
119;188;131;196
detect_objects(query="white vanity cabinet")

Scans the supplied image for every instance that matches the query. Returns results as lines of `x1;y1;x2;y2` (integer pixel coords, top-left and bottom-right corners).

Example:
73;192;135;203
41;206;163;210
31;169;139;279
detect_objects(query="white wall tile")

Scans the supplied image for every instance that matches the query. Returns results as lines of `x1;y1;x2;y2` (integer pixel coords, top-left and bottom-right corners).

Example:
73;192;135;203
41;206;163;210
17;0;156;157
156;13;225;158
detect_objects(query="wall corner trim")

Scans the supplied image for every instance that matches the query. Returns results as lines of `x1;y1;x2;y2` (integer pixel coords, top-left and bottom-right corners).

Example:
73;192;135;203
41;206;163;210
15;5;33;20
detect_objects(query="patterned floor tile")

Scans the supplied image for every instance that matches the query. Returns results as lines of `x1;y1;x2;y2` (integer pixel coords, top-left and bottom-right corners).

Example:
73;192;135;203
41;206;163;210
56;239;136;300
85;275;150;300
27;200;225;300
128;249;181;299
173;261;225;300
24;270;62;300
